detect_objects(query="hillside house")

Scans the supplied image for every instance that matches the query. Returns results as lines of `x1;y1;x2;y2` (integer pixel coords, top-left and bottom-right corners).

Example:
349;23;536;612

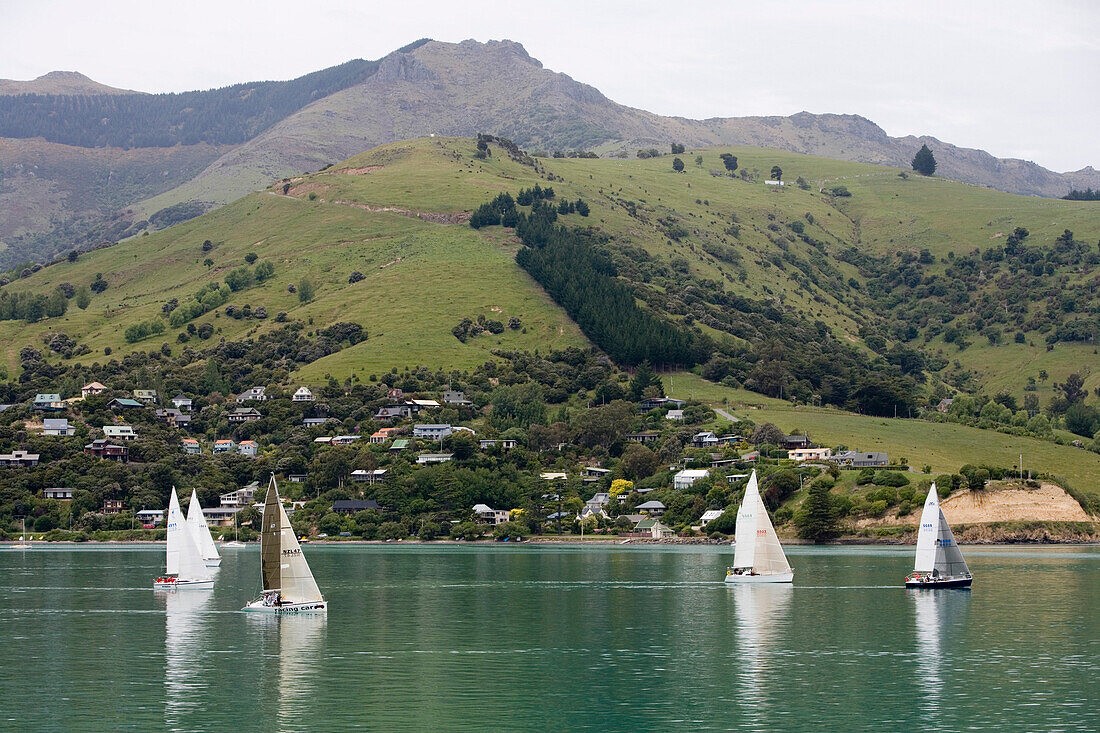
540;472;568;481
332;499;381;514
472;503;510;525
236;386;268;403
303;417;332;426
34;393;64;411
443;391;472;406
155;408;187;427
0;450;40;467
784;435;811;450
43;418;72;436
237;440;258;456
666;409;685;421
788;447;833;462
639;397;686;412
181;438;201;455
764;179;784;186
580;504;609;521
374;406;409;421
407;399;441;412
84;440;127;462
350;469;388;484
479;438;518;450
633;518;674;538
586;492;611;509
692;432;719;447
171;395;192;412
287;474;307;483
417;453;453;464
107;398;143;410
674;469;711;490
228;407;262;423
584;466;611;481
386;388;404;399
292;387;315;402
414;424;453;440
220;483;257;507
369;428;399;444
330;435;361;446
213;440;236;454
625;432;660;444
103;425;137;441
102;500;125;514
831;451;889;467
81;382;107;398
389;439;410;452
699;509;724;528
133;390;158;404
43;487;74;500
135;509;165;528
937;398;955;413
636;500;667;516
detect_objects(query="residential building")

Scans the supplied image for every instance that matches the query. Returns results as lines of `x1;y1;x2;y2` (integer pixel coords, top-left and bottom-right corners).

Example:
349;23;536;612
302;417;332;426
133;389;158;404
202;506;242;527
386;388;404;399
937;398;955;413
213;440;236;454
228;407;262;423
350;469;388;484
103;425;137;441
540;472;568;481
636;500;667;516
584;467;611;482
764;179;784;186
238;440;259;456
107;398;143;410
472;503;510;525
479;439;518;450
784;435;811;450
332;499;381;514
171;395;193;412
389;439;410;452
83;440;127;462
236;386;268;403
43;418;72;436
639;397;686;412
407;399;441;411
674;469;711;490
417;453;453;464
369;428;398;444
0;450;40;467
287;474;307;483
699;509;724;528
43;487;74;500
692;431;719;447
579;505;608;521
443;391;472;406
725;473;751;485
33;393;64;411
586;492;611;509
220;483;258;507
414;424;453;440
634;518;674;538
666;409;685;421
135;509;165;528
831;451;889;467
81;382;107;398
330;435;361;446
788;447;833;462
292;387;315;402
102;500;125;514
181;438;201;455
625;432;660;444
374;406;408;421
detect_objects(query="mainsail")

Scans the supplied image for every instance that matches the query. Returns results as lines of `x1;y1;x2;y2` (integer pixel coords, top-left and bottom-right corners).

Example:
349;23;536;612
914;484;970;577
186;490;220;563
166;488;212;582
733;471;792;575
260;476;323;604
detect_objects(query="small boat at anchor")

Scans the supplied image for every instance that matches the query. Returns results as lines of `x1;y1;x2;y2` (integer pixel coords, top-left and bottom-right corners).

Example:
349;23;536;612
242;475;326;614
155;487;214;589
905;483;972;589
186;489;221;567
725;470;793;584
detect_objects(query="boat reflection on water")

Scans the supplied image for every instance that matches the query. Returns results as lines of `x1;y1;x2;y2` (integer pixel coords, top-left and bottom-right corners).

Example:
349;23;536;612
245;611;327;730
910;588;970;720
161;589;212;728
730;583;793;721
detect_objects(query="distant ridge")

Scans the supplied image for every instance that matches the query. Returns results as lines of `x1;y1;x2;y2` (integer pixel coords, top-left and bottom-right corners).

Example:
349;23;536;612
0;70;141;96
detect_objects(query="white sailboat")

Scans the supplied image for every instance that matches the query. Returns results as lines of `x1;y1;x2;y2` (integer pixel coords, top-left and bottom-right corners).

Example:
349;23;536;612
155;487;214;589
242;475;326;613
223;508;246;548
725;470;794;583
186;489;221;566
8;519;32;549
905;483;972;588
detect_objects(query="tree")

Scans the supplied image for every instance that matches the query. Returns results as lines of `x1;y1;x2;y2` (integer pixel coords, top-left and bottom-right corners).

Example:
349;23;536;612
620;443;658;480
751;422;786;446
298;277;316;303
67;250;79;263
671;142;685;155
672;157;685;172
629;361;663;400
795;477;840;541
74;287;91;310
244;252;258;264
770;165;782;181
911;144;937;175
1056;372;1087;404
719;153;738;174
254;261;275;282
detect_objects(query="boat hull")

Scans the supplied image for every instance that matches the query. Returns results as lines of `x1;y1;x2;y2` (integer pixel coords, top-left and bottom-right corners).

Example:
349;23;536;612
905;576;972;589
725;571;794;584
153;578;214;589
204;557;222;567
242;598;327;614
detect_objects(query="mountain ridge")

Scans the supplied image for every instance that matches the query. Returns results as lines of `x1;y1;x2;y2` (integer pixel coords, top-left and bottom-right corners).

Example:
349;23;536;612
0;70;141;96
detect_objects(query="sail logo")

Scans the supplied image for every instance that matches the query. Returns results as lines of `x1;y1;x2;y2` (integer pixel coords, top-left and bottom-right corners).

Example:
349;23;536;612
282;548;301;556
757;529;768;536
922;523;934;529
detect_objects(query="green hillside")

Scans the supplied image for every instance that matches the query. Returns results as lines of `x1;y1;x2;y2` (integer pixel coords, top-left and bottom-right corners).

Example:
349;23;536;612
2;136;1097;407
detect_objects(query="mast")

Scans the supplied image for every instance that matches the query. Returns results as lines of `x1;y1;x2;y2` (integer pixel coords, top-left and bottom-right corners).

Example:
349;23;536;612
187;490;220;562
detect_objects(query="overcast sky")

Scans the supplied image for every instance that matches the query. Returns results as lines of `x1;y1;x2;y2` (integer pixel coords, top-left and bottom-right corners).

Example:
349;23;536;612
2;1;1096;171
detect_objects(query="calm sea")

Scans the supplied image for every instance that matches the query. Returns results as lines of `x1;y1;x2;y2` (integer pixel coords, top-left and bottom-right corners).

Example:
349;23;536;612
1;543;1097;732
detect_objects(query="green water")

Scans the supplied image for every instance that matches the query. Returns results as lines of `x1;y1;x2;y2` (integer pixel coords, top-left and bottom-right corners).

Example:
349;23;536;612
1;544;1097;732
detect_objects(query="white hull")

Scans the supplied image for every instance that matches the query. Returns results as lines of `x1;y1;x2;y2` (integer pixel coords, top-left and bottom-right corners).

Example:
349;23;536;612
204;557;222;567
8;544;32;549
725;571;794;584
222;541;246;548
242;598;327;614
154;578;214;590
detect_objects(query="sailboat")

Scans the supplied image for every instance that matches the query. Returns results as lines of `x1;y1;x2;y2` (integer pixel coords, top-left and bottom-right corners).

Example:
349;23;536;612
223;510;246;548
905;483;972;588
155;487;214;589
9;519;32;549
726;470;794;583
242;475;326;613
186;490;221;567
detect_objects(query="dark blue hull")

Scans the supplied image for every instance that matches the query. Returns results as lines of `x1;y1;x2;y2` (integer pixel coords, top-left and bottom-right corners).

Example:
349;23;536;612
905;577;972;589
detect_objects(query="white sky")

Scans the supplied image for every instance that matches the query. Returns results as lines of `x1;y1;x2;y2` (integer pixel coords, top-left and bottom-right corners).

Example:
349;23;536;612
1;0;1096;172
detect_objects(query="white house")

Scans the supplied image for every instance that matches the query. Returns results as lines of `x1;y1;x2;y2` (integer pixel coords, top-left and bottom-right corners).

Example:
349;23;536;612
636;500;666;516
235;386;267;403
171;395;192;412
351;469;388;484
413;424;453;440
43;418;72;436
181;438;201;455
133;389;158;404
103;425;137;441
666;409;685;421
699;509;724;527
237;440;258;456
472;503;510;525
43;487;74;500
764;179;784;186
81;382;107;398
788;447;833;462
292;387;315;402
692;432;719;447
674;469;711;490
417;453;453;464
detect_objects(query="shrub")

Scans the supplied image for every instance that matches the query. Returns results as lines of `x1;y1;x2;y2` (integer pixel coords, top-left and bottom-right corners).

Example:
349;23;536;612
378;522;406;540
348;271;365;284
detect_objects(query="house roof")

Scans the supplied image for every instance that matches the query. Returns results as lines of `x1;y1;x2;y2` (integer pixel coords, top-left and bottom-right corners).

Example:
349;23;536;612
133;389;156;397
43;418;69;429
637;500;666;510
294;387;313;394
332;499;380;511
414;424;452;430
700;509;724;522
35;393;61;402
239;440;258;446
172;394;191;401
110;398;143;408
214;439;235;445
390;439;409;449
675;469;711;479
182;438;199;444
83;382;107;390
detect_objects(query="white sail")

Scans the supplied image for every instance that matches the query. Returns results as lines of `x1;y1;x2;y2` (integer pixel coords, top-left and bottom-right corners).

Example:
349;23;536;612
166;488;212;582
914;484;970;577
186;490;220;563
260;476;323;604
733;470;792;575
